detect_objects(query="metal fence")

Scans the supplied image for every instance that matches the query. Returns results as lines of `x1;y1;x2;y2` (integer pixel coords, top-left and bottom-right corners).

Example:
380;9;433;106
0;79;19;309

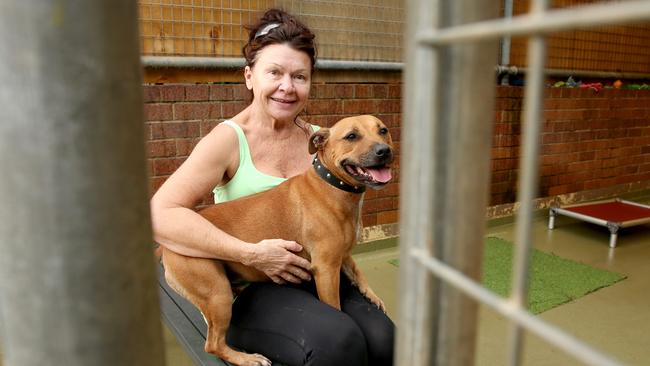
396;0;650;365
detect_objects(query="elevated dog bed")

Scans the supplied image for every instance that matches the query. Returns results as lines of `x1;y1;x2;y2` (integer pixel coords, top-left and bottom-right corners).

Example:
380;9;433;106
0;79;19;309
548;198;650;248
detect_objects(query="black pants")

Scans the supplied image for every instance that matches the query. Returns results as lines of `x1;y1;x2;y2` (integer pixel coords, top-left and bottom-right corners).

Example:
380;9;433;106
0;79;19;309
226;275;395;366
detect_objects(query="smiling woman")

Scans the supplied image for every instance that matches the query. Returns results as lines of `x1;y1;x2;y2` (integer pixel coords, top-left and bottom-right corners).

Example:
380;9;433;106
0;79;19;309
150;8;395;366
243;44;312;123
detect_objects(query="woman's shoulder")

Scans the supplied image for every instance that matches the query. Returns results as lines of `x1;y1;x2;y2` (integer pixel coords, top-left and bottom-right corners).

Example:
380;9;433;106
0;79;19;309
186;120;240;168
206;120;240;142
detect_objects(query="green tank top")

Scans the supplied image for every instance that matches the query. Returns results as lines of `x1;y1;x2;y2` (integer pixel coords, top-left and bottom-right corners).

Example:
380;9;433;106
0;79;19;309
213;120;319;203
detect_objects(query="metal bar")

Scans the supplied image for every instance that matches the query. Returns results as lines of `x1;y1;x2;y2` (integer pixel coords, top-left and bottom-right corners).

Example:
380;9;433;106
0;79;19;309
609;232;619;248
501;0;514;66
141;55;403;70
429;1;499;364
620;200;650;210
558;198;618;208
620;217;650;228
0;1;165;366
142;56;650;81
553;208;611;227
411;248;623;366
496;66;650;81
395;0;437;363
418;0;650;45
508;0;548;364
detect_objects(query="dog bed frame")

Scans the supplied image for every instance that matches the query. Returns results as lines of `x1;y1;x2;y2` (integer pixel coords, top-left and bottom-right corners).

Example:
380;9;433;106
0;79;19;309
548;198;650;248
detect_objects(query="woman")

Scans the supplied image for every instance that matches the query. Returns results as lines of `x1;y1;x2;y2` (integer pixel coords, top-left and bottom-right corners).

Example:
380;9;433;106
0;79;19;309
151;9;394;366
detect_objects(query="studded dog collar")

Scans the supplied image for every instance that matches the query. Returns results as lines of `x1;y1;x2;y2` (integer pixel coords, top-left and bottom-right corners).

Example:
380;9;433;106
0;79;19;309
312;156;366;194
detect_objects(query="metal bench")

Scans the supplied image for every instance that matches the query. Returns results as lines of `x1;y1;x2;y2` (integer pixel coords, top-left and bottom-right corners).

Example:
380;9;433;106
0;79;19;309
158;265;229;366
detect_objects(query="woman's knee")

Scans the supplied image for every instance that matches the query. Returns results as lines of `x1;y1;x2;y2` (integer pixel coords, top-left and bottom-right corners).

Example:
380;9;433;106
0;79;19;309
359;312;395;365
305;315;368;366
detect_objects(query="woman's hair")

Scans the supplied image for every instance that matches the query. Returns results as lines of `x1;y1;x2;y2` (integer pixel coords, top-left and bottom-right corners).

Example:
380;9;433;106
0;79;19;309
243;9;317;72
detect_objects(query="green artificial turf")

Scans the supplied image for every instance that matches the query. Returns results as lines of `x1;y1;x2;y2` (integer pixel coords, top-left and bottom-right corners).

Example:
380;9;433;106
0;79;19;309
389;237;626;314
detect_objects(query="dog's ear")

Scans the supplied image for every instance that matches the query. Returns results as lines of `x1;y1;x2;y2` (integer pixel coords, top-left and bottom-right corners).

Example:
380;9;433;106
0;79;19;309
308;128;330;154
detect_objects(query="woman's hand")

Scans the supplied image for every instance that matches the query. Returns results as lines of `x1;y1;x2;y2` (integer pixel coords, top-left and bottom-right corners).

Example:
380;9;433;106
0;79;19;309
245;239;312;284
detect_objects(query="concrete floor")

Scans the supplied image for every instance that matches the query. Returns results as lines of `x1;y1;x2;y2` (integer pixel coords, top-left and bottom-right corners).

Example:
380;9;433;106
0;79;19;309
2;198;649;366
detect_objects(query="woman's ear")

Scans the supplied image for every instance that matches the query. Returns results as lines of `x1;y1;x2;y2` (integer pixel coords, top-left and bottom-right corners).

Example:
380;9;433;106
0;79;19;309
244;66;253;90
309;128;330;154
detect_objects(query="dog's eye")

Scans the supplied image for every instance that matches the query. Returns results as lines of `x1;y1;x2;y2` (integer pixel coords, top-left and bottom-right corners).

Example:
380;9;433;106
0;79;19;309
379;127;388;135
344;132;358;141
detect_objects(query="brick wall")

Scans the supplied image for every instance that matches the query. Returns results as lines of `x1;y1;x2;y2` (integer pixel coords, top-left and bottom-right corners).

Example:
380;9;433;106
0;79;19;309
143;82;402;228
492;86;650;206
144;83;650;228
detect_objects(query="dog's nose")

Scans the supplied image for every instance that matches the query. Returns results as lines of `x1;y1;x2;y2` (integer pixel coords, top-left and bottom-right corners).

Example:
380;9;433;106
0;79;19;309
373;144;392;158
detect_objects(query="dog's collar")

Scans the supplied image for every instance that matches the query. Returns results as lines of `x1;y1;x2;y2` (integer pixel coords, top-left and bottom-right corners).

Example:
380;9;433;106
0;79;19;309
312;156;366;194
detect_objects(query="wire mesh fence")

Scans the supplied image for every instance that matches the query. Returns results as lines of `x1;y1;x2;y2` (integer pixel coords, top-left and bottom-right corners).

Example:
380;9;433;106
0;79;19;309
507;0;650;73
138;0;404;62
138;1;649;72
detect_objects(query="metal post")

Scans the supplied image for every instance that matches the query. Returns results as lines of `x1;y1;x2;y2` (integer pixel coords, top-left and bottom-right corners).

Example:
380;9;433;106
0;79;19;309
396;0;437;364
501;0;514;66
431;1;499;365
398;0;499;365
508;0;548;365
0;2;165;366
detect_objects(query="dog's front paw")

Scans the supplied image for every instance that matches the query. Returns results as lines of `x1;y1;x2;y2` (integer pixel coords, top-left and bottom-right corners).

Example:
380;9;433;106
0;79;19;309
361;287;386;313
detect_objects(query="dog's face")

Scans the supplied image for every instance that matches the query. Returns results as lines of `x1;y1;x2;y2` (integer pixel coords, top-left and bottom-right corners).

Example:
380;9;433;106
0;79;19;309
309;115;394;189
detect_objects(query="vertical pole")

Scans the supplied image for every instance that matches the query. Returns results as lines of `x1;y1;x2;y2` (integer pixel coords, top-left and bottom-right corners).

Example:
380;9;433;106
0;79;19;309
398;0;499;365
431;1;499;365
508;0;548;365
396;0;438;364
501;0;514;66
0;2;165;366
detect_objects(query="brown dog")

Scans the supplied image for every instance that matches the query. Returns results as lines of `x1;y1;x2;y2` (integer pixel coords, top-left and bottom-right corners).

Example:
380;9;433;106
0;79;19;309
160;115;394;366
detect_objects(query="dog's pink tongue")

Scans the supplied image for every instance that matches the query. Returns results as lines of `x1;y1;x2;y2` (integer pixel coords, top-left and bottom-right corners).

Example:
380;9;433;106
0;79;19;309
367;167;392;183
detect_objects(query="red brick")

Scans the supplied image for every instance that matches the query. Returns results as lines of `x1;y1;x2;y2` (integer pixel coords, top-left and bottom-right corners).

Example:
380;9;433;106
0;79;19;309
362;198;394;214
176;138;201;156
186;85;210;101
144;104;173;121
201;120;220;136
307;100;343;115
372;85;389;98
377;210;398;225
343;100;376;114
174;103;211;120
387;84;401;98
376;100;400;113
210;84;235;101
149;176;167;195
355;85;372;98
335;84;355;99
232;85;251;101
147;140;176;158
160;85;185;102
143;85;161;102
578;151;595;161
548;185;570;196
362;214;377;227
152;157;184;176
152;122;200;139
222;101;249;118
